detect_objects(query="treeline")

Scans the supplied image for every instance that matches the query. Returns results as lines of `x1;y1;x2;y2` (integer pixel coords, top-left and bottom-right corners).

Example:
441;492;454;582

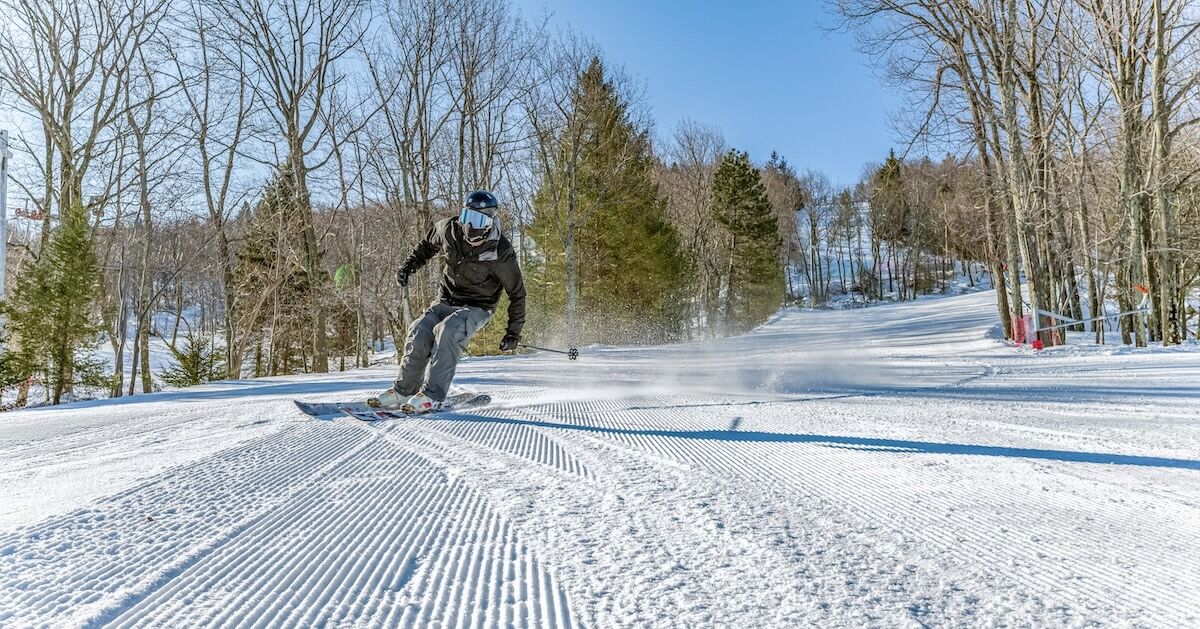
775;151;993;307
837;0;1200;346
0;0;796;405
661;129;996;314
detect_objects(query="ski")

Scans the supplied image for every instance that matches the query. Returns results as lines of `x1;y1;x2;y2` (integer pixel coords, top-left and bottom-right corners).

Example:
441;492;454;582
404;393;491;416
292;400;379;421
293;392;491;421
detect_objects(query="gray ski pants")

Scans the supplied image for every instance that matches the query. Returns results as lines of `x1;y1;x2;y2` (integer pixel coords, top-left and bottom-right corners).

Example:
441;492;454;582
395;302;492;402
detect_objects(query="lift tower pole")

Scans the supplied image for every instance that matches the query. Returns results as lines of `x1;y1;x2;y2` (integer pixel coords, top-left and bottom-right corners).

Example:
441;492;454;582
0;130;9;305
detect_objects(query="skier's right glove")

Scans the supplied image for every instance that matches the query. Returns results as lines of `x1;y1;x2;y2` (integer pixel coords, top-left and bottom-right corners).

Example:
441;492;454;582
396;268;410;288
499;334;520;352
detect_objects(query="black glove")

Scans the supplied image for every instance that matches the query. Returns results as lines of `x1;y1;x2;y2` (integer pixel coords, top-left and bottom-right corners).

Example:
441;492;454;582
499;334;520;352
396;268;410;288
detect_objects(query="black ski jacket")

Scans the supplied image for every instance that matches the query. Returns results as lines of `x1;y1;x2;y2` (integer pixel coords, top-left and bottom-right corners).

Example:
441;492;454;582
400;217;526;338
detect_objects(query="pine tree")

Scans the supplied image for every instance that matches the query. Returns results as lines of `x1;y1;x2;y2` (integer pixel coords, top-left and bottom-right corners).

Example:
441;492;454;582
528;58;689;344
159;329;225;388
232;169;319;375
0;329;25;404
1;202;106;405
870;150;908;298
711;150;784;333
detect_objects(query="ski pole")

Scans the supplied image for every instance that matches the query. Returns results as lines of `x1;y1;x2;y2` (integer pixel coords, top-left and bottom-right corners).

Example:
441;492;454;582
518;343;579;360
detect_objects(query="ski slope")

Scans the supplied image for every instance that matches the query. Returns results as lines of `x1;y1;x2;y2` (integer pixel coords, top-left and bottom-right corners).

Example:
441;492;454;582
1;290;1198;627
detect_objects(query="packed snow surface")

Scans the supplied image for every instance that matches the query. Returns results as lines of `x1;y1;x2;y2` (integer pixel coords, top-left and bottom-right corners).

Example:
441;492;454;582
1;291;1198;627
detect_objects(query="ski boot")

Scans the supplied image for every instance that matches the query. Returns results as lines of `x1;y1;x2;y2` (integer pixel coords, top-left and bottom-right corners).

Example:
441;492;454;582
367;388;405;409
402;392;442;415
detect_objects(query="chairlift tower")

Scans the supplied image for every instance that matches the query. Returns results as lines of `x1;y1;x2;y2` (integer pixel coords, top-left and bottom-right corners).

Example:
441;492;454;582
0;130;7;354
0;129;8;305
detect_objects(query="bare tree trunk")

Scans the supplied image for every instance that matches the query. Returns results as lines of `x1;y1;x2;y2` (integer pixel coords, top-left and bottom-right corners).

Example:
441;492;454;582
565;190;578;342
1122;124;1147;347
725;233;737;333
1074;159;1103;343
128;317;142;397
140;318;152;393
1151;0;1182;345
996;0;1049;343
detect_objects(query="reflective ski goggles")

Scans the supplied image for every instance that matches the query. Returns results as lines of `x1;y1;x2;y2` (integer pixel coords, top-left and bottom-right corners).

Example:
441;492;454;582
459;207;494;231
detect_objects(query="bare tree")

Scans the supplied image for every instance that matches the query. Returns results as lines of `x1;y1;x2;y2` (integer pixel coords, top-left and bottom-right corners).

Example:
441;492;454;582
362;0;457;321
212;0;369;372
658;118;727;332
166;0;256;377
0;0;170;402
0;0;169;224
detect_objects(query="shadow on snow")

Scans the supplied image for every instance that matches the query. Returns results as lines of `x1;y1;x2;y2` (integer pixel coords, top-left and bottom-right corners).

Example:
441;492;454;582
431;412;1200;471
20;377;397;411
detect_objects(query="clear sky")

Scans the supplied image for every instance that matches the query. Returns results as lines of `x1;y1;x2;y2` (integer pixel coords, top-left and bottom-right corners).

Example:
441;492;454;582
512;0;903;187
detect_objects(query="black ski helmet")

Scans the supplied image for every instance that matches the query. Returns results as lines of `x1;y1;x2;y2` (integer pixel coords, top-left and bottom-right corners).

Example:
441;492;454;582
464;190;498;211
460;190;499;244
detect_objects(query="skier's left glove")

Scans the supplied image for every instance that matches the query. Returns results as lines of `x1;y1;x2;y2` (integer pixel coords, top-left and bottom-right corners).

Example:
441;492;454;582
499;334;520;352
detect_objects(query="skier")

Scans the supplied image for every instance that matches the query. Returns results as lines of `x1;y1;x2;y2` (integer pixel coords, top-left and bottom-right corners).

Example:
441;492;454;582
370;190;525;413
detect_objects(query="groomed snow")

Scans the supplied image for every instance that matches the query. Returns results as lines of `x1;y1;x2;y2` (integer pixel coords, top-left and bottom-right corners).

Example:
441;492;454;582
1;290;1197;627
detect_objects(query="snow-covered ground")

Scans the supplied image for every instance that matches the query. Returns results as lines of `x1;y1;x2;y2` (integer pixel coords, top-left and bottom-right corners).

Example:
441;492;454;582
1;290;1197;627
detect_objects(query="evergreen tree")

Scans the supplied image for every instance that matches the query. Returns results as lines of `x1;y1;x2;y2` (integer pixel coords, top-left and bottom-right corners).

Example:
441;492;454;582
711;150;785;333
873;150;909;240
869;149;908;298
528;58;689;344
159;329;225;388
1;203;106;405
232;169;319;375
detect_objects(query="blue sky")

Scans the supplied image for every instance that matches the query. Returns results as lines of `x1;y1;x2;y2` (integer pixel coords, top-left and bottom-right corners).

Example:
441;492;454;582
512;0;903;186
